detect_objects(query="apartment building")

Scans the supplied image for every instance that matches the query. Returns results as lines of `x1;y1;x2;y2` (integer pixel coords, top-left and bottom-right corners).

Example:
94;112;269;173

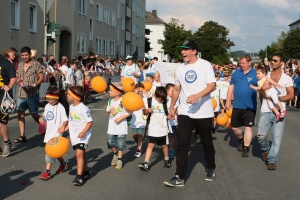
1;0;145;61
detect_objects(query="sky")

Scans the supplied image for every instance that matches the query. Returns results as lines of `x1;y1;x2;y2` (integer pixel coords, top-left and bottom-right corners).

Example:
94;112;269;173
146;0;300;53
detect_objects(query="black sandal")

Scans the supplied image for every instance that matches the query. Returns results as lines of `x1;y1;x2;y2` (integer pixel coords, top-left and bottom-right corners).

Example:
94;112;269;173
13;136;28;143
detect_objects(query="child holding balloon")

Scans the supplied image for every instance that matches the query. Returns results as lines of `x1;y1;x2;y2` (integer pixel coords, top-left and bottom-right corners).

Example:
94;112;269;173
65;86;93;186
39;86;68;180
106;82;131;169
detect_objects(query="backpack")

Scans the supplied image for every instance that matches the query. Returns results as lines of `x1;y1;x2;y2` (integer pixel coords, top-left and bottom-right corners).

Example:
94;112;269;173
144;97;169;137
108;98;132;126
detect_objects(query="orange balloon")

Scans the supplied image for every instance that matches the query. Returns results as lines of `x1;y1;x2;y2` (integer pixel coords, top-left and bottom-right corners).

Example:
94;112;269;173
121;77;135;93
216;113;229;126
45;137;70;158
91;76;107;93
141;80;152;92
122;92;144;111
226;118;232;129
226;107;233;118
211;98;217;110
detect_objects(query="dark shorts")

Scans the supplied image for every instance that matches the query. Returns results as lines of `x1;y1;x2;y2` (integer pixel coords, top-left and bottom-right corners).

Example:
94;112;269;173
294;88;299;97
231;108;256;127
72;143;88;151
214;111;219;118
0;112;9;125
168;126;177;136
148;136;167;146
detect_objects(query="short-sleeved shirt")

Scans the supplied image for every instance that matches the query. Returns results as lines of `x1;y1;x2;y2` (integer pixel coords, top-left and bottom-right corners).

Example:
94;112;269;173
69;103;93;146
175;58;216;118
292;76;300;88
230;68;258;110
106;97;131;135
17;60;43;99
0;57;16;100
121;64;140;84
43;103;68;143
261;73;293;112
65;68;75;84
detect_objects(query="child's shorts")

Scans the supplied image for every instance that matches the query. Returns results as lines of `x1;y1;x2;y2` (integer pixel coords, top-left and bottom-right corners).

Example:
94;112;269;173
148;136;167;146
73;143;88;151
132;128;145;134
214;111;219;118
107;134;126;151
45;154;56;164
168;126;177;136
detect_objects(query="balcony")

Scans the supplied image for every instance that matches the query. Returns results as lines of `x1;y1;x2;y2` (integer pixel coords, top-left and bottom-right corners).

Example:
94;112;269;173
126;6;131;18
126;31;131;41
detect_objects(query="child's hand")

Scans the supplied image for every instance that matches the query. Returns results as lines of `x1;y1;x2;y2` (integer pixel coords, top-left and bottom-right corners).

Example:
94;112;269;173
110;107;117;115
57;126;65;134
148;108;153;113
115;117;121;124
250;84;254;89
77;132;85;138
39;117;46;123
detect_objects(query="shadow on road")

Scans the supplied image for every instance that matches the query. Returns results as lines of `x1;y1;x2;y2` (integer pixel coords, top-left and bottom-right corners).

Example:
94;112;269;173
10;134;45;157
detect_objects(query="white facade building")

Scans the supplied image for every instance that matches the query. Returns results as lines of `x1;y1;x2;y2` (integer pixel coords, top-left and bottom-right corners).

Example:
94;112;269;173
289;14;300;30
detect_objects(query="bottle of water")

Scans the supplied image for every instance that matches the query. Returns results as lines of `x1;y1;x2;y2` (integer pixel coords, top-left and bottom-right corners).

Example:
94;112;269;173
38;121;47;134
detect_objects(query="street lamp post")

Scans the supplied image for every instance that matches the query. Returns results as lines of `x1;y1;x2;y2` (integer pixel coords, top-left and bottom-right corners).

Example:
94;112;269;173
241;37;254;60
252;34;268;59
268;24;288;31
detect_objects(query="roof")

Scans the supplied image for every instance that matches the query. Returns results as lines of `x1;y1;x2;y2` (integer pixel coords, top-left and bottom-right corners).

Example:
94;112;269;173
289;19;300;26
145;11;165;24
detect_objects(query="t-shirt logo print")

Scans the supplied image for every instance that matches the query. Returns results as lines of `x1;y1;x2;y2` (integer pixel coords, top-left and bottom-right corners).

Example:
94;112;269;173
183;40;189;45
185;70;197;83
46;111;54;121
247;77;253;82
126;69;133;76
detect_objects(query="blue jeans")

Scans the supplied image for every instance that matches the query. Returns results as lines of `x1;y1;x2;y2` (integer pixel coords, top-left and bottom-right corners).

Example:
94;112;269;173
257;112;285;164
107;134;126;151
17;95;39;114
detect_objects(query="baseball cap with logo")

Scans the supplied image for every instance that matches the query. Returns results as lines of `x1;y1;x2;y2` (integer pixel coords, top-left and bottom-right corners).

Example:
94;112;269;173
177;40;198;51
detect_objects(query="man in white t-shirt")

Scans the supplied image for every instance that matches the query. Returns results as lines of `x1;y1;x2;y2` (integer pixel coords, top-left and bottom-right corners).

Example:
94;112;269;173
257;54;294;170
164;40;216;187
120;55;140;84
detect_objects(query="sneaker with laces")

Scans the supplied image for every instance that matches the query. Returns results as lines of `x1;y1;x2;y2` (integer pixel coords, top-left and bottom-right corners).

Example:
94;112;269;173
205;169;216;181
168;150;174;159
83;171;90;180
56;163;68;174
242;147;249;157
115;160;123;170
2;141;12;157
164;175;184;187
111;154;118;166
138;162;149;171
237;140;244;152
39;171;51;180
164;159;171;168
134;151;142;158
73;175;84;186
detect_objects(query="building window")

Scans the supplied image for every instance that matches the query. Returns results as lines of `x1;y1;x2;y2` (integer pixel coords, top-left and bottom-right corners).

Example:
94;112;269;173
121;0;125;5
117;28;120;45
126;43;129;56
10;0;20;29
133;1;136;12
103;7;110;25
96;37;102;54
141;8;144;19
136;25;139;38
111;11;116;27
120;43;124;56
132;23;135;35
121;17;125;31
89;18;93;41
96;3;103;22
136;5;139;17
103;39;109;55
78;0;86;15
110;41;115;55
117;1;120;19
90;0;94;5
77;33;86;53
29;3;37;33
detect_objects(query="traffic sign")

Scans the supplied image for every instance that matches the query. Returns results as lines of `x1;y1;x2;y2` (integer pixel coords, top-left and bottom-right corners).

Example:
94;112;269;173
36;0;54;14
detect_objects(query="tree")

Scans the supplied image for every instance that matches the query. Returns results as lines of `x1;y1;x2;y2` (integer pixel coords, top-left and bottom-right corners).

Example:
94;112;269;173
193;21;235;62
282;29;300;59
144;37;152;54
158;18;192;61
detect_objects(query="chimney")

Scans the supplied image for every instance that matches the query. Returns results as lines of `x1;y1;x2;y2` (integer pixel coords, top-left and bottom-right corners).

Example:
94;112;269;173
152;10;157;17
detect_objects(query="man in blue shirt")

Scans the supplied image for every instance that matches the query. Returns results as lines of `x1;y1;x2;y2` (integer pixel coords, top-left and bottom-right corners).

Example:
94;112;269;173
225;55;258;157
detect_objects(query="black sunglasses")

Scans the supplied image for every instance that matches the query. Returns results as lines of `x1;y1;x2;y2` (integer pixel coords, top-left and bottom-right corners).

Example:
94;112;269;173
271;59;278;63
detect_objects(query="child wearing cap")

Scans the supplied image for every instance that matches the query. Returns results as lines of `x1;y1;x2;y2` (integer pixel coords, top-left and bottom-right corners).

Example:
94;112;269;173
65;86;93;186
39;86;68;180
106;82;131;169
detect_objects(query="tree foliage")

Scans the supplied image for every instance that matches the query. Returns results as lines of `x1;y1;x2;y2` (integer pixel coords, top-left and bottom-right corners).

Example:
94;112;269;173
282;29;300;59
193;21;235;62
144;37;152;53
158;18;192;61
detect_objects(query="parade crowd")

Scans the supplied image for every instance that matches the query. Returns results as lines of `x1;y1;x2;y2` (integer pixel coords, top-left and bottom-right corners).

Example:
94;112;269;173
0;39;299;187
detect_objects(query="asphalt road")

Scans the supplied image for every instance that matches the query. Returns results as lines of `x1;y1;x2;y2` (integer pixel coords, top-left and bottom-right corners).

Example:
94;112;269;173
1;77;300;200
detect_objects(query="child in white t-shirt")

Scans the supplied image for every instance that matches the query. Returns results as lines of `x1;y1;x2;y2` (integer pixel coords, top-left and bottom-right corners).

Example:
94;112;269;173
145;74;156;97
39;86;68;181
106;82;131;170
153;71;162;87
138;87;172;171
165;83;178;159
219;73;230;113
65;86;93;186
210;88;220;133
130;82;148;158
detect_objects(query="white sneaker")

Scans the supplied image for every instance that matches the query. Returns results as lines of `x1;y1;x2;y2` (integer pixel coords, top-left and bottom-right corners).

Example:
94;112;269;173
134;152;142;158
111;154;118;166
115;160;123;170
2;141;12;157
